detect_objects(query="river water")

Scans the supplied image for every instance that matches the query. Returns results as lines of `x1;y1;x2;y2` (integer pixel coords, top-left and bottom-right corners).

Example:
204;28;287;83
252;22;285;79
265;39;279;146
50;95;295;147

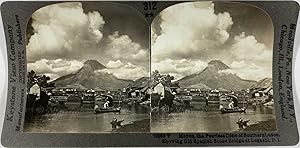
24;102;276;133
24;103;150;133
151;102;276;132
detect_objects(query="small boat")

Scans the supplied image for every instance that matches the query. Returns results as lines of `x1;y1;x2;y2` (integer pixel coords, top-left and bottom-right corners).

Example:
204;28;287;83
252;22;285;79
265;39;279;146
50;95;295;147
220;107;246;114
94;107;121;114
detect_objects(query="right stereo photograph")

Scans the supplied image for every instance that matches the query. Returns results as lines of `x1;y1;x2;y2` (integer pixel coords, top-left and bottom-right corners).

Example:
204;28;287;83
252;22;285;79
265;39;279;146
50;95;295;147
150;1;276;133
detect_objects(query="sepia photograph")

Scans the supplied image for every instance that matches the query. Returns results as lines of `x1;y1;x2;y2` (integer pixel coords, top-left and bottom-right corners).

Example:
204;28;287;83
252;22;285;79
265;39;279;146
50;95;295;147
24;1;276;133
2;0;300;147
150;1;276;132
24;2;150;133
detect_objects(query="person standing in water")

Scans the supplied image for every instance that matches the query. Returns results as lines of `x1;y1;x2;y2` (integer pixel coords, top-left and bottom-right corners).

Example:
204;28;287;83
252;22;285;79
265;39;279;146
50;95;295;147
205;96;209;107
219;104;224;111
110;117;124;129
94;103;99;113
80;93;84;108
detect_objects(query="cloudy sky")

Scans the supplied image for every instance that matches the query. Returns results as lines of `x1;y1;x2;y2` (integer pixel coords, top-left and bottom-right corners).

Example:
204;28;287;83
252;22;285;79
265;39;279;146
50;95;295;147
151;1;273;81
27;2;149;80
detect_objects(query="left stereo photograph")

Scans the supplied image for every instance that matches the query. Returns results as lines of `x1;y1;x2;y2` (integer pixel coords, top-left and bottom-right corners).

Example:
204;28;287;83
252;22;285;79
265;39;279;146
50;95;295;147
25;2;151;133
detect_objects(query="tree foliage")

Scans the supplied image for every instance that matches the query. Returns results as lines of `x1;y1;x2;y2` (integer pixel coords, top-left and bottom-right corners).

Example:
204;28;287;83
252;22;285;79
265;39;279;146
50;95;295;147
151;70;179;87
27;70;50;90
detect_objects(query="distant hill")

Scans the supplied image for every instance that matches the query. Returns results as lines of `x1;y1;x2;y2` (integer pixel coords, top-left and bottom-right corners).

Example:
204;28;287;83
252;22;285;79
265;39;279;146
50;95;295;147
53;60;133;90
251;78;273;89
251;78;272;91
177;60;257;91
127;77;150;89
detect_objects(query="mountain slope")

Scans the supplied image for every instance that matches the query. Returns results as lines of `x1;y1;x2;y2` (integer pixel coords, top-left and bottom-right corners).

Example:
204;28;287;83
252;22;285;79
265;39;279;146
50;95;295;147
251;78;272;89
177;60;257;90
128;77;150;89
53;60;133;90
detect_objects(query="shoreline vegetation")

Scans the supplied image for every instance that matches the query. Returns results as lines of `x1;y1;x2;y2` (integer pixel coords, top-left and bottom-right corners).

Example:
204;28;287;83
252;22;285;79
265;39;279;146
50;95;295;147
241;119;276;131
112;119;150;133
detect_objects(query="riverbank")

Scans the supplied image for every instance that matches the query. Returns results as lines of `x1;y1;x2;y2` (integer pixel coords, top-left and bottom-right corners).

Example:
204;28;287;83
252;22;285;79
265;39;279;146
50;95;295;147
113;119;150;133
242;119;276;131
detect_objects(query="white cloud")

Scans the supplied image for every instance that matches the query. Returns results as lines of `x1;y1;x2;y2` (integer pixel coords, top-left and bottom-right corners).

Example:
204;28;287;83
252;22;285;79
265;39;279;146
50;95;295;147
43;73;60;81
216;61;271;81
97;69;113;75
227;33;273;80
27;59;83;79
151;29;158;45
27;2;105;61
26;2;150;82
152;1;233;61
151;2;273;81
216;12;232;43
218;69;236;75
229;61;271;80
106;32;149;63
152;59;207;80
230;32;272;63
97;61;149;80
106;60;124;68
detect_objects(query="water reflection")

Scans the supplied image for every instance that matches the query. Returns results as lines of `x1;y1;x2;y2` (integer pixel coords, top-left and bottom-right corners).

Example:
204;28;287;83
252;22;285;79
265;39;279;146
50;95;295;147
24;104;150;133
151;103;276;132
